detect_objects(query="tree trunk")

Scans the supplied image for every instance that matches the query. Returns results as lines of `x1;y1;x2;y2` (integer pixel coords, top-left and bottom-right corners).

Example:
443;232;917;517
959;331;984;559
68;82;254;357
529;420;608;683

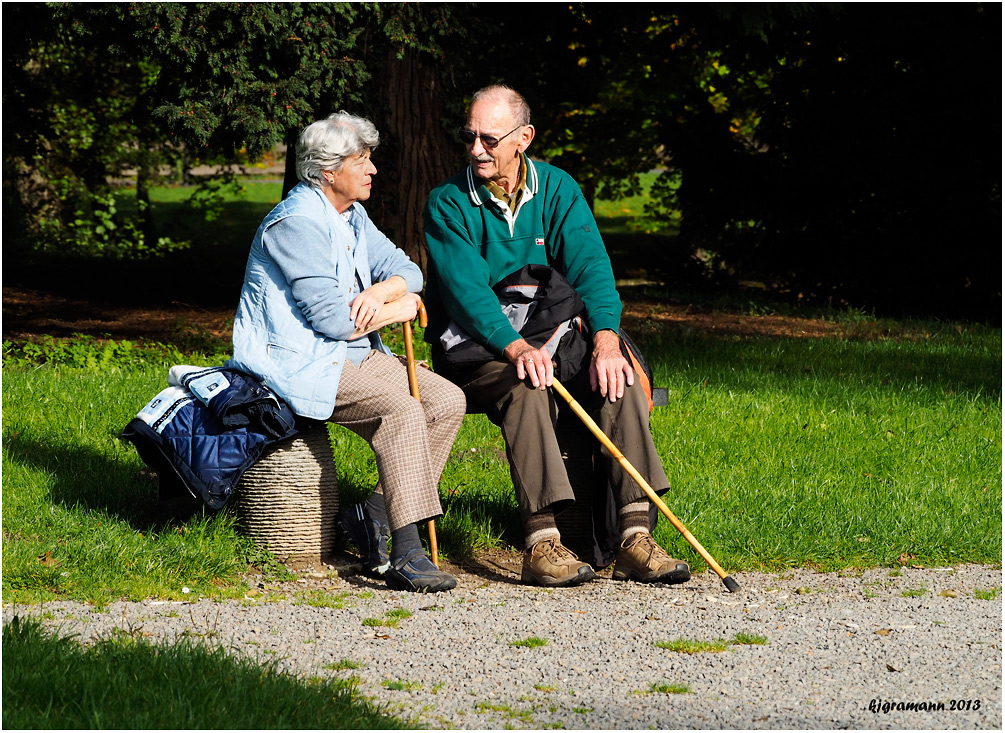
282;133;299;200
135;148;157;243
368;47;461;278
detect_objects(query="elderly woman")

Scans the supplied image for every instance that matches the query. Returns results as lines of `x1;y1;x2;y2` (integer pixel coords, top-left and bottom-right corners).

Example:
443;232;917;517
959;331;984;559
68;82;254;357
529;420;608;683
228;112;465;593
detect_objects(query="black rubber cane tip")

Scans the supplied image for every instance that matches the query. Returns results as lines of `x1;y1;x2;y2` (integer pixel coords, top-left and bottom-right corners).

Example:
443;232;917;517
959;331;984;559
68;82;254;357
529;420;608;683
723;575;741;593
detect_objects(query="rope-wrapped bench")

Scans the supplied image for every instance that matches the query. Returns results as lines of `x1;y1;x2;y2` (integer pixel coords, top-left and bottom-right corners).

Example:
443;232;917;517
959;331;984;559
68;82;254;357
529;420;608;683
230;425;339;564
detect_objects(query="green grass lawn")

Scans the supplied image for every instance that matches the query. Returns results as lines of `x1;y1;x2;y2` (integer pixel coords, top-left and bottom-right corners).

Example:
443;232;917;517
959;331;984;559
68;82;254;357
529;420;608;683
643;321;1000;570
3;316;999;606
141;179;282;263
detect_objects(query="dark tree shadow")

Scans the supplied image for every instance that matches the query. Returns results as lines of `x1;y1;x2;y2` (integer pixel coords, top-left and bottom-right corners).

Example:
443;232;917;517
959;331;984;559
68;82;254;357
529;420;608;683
4;431;207;530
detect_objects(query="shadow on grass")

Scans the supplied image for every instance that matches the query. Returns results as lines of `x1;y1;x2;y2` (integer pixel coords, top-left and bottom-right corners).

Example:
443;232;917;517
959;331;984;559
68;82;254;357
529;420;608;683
439;491;522;551
2;431;207;531
635;326;1001;401
2;616;405;730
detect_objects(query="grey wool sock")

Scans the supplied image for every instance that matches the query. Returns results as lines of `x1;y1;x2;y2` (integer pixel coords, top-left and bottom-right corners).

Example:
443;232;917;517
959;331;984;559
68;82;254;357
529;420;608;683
618;500;651;544
523;508;561;551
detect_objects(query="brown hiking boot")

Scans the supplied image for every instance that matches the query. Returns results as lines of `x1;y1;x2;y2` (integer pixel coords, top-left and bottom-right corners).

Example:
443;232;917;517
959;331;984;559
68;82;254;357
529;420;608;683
521;537;597;587
612;532;691;584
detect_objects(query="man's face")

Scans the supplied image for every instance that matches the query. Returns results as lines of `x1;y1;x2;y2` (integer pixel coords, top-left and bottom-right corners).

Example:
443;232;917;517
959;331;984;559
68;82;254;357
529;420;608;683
328;150;376;212
464;99;529;185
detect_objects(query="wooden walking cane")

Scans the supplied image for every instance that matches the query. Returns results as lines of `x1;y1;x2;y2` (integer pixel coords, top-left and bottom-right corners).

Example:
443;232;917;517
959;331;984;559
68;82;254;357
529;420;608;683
403;301;439;567
550;378;740;592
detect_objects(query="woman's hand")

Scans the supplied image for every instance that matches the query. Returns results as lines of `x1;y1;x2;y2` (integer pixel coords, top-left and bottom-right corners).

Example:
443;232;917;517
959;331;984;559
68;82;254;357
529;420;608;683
349;277;411;331
348;284;419;338
349;287;386;331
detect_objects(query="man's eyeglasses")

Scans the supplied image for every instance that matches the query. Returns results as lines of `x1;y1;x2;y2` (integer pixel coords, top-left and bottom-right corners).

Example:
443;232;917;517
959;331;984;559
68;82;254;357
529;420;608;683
457;126;522;150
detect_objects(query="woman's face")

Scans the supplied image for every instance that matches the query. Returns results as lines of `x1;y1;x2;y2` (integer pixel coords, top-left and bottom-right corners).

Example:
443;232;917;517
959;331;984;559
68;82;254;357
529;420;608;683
326;150;376;212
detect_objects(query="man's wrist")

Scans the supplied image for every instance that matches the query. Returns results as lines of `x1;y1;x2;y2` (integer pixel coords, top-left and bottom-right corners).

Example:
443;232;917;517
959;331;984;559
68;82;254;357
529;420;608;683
503;338;527;361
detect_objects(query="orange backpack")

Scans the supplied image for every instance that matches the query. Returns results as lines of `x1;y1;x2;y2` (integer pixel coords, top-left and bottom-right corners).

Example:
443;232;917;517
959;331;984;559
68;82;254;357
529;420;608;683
618;329;666;412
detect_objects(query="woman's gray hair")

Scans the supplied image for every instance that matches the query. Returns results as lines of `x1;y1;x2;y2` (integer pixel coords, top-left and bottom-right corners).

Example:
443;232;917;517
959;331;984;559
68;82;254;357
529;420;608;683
296;111;380;187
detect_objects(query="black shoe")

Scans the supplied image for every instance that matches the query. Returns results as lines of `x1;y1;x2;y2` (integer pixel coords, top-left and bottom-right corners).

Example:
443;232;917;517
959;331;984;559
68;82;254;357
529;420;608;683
338;502;390;576
385;549;457;593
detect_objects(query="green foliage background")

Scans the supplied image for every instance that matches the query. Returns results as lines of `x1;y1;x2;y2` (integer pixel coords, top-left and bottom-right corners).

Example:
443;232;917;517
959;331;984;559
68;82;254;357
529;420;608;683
3;3;999;319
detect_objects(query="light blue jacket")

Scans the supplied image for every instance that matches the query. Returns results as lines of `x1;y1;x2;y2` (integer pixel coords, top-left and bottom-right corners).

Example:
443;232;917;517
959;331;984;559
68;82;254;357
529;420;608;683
227;182;422;420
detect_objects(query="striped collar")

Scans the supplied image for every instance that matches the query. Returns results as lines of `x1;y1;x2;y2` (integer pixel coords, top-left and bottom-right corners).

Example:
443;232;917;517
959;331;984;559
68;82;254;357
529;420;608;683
464;154;540;207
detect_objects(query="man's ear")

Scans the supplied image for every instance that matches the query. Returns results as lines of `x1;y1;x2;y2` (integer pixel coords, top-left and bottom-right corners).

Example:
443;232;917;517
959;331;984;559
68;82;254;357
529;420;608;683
517;124;536;153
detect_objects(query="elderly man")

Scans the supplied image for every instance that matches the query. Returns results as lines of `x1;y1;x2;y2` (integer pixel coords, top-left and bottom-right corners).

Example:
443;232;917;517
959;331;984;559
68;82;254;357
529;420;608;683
228;112;465;593
423;85;691;588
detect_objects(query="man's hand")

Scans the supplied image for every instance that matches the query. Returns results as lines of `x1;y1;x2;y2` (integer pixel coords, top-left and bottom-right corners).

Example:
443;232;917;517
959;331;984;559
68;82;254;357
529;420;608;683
503;338;553;390
590;329;634;401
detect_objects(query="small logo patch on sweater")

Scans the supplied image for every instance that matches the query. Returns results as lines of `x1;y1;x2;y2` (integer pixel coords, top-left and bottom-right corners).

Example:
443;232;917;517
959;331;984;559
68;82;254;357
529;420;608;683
536;238;545;246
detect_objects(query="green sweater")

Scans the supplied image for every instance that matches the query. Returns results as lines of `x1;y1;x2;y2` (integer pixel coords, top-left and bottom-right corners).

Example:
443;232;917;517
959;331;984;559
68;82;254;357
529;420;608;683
424;156;622;354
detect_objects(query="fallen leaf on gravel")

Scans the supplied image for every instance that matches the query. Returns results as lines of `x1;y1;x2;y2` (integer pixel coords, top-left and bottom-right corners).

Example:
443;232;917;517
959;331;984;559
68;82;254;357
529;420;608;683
374;633;390;639
420;605;443;611
875;628;892;636
939;590;958;597
886;663;899;672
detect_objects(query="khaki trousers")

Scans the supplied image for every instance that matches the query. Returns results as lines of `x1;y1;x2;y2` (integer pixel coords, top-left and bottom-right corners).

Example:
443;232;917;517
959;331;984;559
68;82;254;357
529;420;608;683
439;356;670;518
328;351;466;531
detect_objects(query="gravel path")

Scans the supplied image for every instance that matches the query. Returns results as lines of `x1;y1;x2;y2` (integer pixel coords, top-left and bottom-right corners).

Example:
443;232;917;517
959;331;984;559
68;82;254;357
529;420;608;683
5;560;1001;730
